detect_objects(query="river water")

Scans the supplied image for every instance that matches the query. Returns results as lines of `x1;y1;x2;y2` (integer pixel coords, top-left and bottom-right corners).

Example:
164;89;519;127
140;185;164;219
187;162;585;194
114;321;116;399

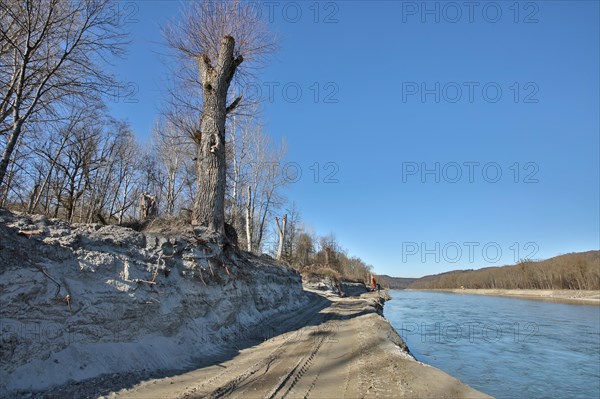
383;290;600;399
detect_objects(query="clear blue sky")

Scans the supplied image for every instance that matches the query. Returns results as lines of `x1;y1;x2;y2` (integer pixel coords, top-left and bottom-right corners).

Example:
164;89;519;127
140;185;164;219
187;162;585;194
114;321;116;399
109;1;599;278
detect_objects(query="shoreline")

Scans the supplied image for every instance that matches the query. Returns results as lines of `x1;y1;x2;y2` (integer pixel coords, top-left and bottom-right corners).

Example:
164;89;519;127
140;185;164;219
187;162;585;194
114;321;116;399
94;290;490;398
6;289;491;398
413;288;600;305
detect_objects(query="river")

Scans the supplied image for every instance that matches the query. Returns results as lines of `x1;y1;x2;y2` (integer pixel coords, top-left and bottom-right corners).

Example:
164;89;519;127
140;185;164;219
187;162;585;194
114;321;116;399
384;290;600;399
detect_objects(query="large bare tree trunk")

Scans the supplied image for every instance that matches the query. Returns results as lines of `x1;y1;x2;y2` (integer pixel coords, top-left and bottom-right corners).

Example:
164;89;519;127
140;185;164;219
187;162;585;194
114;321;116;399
276;214;287;261
192;36;242;234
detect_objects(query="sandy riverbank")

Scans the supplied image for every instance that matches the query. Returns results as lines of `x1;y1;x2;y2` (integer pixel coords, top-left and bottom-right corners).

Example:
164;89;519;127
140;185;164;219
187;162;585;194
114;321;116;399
428;289;600;305
0;210;490;398
87;291;489;399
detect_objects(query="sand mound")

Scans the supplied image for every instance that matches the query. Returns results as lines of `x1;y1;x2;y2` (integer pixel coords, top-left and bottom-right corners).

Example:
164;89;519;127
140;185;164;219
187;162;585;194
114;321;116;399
0;209;308;397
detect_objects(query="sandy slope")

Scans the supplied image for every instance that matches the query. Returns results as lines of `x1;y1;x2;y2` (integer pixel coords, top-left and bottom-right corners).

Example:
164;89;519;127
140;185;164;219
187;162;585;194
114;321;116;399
432;289;600;305
108;292;490;399
0;209;308;397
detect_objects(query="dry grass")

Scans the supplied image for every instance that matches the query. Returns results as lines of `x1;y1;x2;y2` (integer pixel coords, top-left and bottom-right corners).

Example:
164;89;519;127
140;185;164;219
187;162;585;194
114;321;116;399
303;267;342;283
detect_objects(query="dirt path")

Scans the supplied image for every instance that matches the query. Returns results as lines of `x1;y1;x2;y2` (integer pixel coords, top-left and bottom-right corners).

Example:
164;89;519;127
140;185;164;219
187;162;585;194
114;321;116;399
108;293;490;399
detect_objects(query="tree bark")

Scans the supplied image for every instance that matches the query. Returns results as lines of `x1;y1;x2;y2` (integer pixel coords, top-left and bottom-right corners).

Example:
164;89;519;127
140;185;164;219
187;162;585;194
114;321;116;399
276;214;287;261
0;120;24;188
325;247;332;268
192;35;242;235
246;185;252;252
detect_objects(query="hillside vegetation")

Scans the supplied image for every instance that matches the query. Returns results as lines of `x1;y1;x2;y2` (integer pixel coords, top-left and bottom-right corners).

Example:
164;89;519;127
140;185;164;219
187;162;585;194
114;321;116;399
409;251;600;290
376;275;418;289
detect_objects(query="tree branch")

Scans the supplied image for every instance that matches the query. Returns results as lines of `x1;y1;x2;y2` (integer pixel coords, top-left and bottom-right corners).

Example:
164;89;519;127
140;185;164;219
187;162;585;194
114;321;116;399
226;95;242;114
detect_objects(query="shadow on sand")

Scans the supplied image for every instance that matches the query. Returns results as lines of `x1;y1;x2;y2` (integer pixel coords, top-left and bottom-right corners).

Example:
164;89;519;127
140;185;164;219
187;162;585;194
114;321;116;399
35;290;380;399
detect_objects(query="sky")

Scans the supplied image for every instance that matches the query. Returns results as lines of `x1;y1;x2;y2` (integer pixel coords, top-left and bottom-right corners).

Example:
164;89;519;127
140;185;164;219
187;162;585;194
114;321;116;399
107;0;600;278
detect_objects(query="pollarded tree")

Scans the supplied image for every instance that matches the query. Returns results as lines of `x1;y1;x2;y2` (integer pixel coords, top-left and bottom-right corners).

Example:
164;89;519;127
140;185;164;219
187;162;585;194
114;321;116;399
164;0;274;235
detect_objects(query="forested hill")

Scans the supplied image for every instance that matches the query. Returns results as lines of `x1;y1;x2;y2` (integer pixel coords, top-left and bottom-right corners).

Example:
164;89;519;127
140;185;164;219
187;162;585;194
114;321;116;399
408;251;600;290
377;275;418;289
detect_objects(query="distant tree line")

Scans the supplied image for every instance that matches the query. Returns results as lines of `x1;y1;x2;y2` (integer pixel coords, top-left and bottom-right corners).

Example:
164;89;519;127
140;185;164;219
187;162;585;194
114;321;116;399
376;275;417;289
409;251;600;290
273;215;374;283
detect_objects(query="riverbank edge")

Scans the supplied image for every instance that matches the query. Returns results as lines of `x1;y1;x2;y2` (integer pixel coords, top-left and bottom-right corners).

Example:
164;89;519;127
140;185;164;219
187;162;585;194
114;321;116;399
103;289;491;399
409;288;600;305
10;288;492;399
375;290;492;398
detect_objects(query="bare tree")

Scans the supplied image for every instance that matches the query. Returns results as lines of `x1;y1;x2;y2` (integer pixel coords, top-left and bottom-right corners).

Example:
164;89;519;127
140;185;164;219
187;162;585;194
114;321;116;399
153;120;194;216
28;115;79;213
164;0;274;234
83;122;122;223
226;108;251;240
294;230;316;268
0;0;128;187
237;124;288;252
246;185;253;251
135;149;164;217
316;233;342;271
27;106;101;214
275;214;287;261
110;127;140;224
283;203;301;261
52;123;101;221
